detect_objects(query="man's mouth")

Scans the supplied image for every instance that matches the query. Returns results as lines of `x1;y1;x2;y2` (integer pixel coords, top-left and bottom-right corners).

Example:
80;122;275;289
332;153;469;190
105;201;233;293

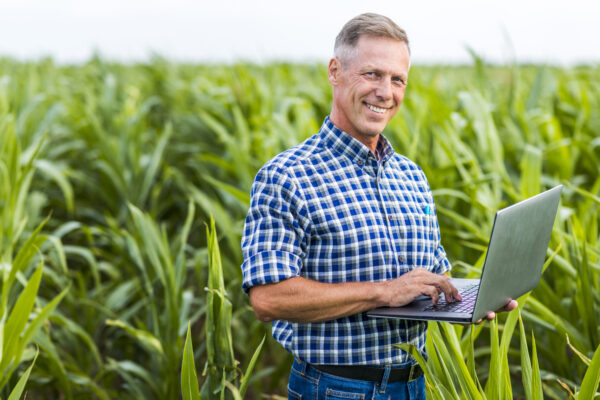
365;103;387;114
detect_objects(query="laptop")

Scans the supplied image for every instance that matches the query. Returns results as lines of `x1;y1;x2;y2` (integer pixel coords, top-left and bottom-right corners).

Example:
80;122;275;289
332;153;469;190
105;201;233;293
367;185;563;323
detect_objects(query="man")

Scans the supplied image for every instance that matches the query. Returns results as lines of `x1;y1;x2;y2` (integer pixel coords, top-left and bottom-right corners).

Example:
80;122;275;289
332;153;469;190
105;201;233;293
241;13;516;399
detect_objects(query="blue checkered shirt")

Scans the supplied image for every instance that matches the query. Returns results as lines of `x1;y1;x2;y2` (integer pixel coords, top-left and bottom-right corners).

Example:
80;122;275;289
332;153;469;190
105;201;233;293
241;117;451;365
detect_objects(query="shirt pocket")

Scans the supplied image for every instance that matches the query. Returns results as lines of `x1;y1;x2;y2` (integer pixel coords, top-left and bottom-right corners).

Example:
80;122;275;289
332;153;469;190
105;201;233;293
416;204;436;238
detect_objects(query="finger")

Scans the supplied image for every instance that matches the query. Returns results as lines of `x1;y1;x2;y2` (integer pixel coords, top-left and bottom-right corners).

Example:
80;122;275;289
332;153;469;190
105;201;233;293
486;311;496;320
426;286;440;305
506;299;518;311
438;278;461;302
495;299;518;313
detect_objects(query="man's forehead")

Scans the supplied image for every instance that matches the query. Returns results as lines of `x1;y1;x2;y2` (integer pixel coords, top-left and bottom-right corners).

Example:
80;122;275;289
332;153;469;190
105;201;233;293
354;55;410;78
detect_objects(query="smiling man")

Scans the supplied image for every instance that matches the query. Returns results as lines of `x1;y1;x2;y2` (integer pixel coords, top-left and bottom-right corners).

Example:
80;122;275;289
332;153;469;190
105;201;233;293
241;13;513;399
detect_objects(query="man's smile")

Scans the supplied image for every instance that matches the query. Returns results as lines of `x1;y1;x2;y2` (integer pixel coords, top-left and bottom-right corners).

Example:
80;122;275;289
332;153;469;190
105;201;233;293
364;102;390;114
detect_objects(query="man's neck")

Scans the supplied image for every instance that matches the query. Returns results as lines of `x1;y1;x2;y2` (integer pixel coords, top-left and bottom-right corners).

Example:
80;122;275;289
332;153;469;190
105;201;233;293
328;115;380;159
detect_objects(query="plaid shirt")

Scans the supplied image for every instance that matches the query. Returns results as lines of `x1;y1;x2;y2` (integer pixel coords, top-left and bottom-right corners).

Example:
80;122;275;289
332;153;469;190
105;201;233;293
241;117;451;365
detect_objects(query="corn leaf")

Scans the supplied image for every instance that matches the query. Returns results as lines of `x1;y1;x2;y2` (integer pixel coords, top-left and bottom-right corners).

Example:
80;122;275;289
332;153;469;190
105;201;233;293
519;313;533;400
7;350;37;400
105;319;164;356
239;334;266;398
577;343;600;399
531;332;543;399
181;322;201;400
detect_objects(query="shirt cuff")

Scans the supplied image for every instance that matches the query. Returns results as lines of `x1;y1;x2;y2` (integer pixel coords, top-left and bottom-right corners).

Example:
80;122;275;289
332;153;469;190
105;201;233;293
433;245;452;275
242;250;303;294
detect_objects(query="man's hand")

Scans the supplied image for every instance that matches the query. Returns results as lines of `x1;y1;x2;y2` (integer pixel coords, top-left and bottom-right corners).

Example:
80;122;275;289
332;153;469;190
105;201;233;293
473;299;519;324
379;267;462;307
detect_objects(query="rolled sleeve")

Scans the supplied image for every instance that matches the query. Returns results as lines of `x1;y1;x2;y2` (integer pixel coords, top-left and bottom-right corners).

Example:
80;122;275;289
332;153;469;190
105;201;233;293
241;250;303;292
241;163;309;294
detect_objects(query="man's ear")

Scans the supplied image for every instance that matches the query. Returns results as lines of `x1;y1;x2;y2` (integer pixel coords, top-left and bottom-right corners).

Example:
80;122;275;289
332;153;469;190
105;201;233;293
328;57;341;86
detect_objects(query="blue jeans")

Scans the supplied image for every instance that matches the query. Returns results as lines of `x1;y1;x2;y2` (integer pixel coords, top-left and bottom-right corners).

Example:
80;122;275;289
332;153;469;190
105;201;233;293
287;359;426;400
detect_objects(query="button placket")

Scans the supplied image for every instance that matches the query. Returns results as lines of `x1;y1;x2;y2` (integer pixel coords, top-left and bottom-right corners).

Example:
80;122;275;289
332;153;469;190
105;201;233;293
378;170;405;272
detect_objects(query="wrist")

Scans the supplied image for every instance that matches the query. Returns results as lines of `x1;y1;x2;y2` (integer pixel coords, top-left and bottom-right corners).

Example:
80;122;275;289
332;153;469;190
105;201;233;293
371;281;389;308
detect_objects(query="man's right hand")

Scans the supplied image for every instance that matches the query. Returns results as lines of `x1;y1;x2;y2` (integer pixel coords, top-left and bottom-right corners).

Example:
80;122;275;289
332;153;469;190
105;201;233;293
378;267;462;307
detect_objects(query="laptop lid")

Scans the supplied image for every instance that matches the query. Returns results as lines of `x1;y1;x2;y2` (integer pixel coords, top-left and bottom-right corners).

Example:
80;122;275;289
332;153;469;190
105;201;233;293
471;184;562;321
367;185;562;323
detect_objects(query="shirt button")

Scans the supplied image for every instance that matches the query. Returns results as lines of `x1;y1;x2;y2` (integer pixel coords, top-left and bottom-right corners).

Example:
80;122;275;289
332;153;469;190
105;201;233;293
387;215;393;221
357;160;364;166
398;256;404;263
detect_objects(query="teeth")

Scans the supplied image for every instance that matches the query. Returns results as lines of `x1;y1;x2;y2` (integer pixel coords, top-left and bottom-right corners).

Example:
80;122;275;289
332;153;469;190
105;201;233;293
367;104;386;113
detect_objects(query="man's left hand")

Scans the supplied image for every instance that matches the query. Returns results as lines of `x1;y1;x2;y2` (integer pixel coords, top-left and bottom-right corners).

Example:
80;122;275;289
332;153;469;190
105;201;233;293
474;299;519;324
442;273;519;325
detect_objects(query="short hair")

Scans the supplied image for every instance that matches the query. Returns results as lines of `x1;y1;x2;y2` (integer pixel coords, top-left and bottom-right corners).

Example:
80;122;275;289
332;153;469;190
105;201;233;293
334;13;410;65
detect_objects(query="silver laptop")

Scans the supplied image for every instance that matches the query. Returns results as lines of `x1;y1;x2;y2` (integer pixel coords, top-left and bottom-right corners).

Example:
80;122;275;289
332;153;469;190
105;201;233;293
367;185;562;323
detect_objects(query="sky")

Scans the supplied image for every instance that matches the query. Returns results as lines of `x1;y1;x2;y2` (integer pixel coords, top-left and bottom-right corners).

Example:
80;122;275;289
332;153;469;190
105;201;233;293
1;0;599;65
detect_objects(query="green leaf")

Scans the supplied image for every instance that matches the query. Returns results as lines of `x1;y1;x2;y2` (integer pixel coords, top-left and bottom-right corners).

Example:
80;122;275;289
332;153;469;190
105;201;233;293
531;331;543;400
16;285;70;370
3;263;44;365
181;322;201;400
578;343;600;399
485;319;502;399
437;322;481;399
34;331;72;400
519;313;533;400
34;159;74;212
106;319;164;356
3;215;49;307
239;335;266;398
7;350;37;400
519;144;542;199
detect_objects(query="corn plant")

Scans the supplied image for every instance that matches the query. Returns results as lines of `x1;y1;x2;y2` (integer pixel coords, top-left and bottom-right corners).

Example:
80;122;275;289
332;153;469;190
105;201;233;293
0;111;68;397
182;218;265;399
0;56;598;398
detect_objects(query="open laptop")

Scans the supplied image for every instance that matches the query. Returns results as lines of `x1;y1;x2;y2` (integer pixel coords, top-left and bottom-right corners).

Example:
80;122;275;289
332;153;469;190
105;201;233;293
367;185;562;323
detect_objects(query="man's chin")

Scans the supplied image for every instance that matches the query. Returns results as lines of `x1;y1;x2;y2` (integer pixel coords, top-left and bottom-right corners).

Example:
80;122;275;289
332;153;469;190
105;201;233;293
359;123;386;137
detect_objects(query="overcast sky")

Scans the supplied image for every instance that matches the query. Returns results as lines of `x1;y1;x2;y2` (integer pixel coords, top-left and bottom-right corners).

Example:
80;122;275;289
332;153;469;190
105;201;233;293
1;0;599;65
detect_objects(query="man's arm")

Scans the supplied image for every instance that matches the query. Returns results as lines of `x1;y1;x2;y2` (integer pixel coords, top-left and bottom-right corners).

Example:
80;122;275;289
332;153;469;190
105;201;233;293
249;267;461;323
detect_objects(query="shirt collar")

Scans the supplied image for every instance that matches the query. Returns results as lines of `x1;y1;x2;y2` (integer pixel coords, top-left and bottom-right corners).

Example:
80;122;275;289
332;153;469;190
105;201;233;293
319;116;395;165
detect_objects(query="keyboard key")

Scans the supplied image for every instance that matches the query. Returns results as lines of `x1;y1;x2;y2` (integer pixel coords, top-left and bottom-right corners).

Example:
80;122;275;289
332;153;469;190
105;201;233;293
423;284;479;312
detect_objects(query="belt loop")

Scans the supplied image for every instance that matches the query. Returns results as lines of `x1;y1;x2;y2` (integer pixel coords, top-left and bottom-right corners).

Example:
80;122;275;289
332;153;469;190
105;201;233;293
408;364;417;382
379;364;392;393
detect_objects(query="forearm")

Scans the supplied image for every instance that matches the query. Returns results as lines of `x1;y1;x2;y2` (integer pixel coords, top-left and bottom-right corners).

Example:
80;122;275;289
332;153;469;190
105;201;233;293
249;269;460;323
249;276;386;323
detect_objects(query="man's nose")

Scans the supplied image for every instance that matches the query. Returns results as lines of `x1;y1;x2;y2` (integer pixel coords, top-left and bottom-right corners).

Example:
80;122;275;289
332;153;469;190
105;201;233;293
374;78;393;100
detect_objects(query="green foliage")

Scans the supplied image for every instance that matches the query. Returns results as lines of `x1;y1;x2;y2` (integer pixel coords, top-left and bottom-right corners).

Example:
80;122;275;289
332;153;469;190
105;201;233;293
0;106;68;398
201;217;235;398
181;323;201;400
0;56;598;398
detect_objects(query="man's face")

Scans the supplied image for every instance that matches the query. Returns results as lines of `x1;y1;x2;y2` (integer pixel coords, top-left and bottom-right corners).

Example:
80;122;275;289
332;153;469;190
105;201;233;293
328;35;410;141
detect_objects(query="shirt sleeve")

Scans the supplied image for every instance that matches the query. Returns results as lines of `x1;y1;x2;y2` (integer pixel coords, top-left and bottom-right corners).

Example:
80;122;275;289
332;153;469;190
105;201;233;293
433;243;452;275
241;163;309;294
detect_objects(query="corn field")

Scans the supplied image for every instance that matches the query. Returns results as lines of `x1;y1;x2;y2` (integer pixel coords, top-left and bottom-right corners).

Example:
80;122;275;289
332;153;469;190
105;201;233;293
0;55;599;399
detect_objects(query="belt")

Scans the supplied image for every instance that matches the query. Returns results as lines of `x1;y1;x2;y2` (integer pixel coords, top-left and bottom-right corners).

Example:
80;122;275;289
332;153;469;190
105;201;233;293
310;363;423;382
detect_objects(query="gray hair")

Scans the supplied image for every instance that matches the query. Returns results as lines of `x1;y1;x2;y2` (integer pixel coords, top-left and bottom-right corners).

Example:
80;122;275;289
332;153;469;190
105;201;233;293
334;13;410;66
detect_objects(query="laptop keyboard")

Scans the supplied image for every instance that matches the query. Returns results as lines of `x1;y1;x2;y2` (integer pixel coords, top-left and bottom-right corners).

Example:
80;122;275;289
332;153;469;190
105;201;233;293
423;284;479;313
